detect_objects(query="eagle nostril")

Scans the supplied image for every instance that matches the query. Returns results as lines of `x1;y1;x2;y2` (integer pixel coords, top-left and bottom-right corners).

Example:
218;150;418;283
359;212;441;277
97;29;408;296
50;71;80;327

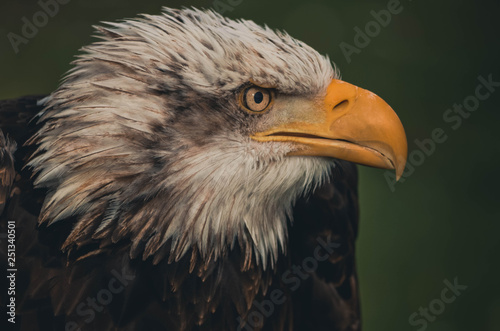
332;99;349;111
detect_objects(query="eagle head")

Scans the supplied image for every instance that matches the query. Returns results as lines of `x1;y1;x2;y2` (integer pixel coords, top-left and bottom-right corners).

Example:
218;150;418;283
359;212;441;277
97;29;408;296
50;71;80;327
28;7;407;268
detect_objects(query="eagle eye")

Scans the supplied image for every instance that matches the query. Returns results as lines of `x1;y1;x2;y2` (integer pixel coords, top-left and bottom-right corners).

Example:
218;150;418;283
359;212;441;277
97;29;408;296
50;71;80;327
240;86;273;113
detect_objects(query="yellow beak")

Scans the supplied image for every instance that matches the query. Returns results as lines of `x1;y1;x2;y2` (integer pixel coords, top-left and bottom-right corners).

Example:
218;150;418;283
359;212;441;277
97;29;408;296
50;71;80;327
251;79;408;180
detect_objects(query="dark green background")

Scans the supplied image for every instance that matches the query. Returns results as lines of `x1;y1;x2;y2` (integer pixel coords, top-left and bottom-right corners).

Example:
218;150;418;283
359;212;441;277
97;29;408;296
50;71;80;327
1;0;499;330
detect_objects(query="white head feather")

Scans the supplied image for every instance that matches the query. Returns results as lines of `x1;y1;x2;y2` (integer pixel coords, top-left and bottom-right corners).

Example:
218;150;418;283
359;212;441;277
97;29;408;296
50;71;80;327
29;7;340;268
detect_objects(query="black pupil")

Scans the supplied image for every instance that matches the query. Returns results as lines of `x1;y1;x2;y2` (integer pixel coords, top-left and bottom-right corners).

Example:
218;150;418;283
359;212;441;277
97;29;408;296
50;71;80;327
254;91;264;104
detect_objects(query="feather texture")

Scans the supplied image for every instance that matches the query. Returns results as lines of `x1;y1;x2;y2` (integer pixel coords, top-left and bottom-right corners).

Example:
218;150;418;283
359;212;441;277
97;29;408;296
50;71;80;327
0;8;360;331
28;7;337;267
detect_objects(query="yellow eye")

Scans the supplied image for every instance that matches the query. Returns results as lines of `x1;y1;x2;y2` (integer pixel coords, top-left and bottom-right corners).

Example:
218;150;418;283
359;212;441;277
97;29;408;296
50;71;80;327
240;86;273;113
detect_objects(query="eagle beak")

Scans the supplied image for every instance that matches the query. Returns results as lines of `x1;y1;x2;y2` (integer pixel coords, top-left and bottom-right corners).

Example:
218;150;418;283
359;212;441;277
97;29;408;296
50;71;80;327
252;79;408;180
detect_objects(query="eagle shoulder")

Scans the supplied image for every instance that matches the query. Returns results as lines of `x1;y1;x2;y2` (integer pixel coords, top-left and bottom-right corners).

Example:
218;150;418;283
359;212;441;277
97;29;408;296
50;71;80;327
0;95;46;215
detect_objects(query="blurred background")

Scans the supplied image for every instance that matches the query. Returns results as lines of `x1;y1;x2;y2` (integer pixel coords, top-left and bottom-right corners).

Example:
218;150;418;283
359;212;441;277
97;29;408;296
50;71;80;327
1;0;499;330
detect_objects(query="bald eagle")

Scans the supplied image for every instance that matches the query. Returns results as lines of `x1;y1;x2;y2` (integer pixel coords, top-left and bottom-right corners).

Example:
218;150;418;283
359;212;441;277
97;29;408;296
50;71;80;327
0;7;407;331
